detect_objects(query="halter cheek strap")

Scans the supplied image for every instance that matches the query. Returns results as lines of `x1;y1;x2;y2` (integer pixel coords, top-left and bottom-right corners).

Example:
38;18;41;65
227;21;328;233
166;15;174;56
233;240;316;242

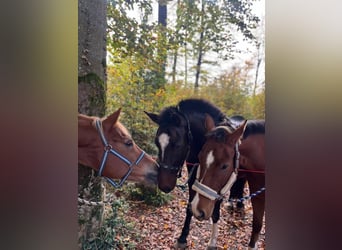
95;119;145;188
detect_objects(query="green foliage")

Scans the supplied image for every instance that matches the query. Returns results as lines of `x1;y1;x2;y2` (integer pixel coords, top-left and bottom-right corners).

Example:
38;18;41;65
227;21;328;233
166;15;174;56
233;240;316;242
107;0;171;88
124;183;173;207
81;199;141;250
105;0;264;152
193;61;265;119
169;0;260;85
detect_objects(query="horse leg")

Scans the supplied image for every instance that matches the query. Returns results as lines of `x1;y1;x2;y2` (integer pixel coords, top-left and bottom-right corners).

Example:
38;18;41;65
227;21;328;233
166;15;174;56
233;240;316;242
228;176;246;213
207;200;222;250
175;165;198;249
175;202;193;249
247;177;265;250
235;177;246;210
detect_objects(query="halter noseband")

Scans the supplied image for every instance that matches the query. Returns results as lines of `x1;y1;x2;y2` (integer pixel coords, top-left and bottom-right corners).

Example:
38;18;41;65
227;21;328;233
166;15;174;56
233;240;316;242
95;119;145;188
192;143;240;201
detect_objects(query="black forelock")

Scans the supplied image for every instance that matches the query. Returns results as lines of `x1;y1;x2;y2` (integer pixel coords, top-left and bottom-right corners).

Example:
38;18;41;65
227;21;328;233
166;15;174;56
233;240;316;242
158;106;184;126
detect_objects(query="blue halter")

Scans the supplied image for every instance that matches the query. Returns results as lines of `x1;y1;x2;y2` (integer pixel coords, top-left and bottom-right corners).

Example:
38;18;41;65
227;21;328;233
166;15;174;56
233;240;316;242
95;119;145;188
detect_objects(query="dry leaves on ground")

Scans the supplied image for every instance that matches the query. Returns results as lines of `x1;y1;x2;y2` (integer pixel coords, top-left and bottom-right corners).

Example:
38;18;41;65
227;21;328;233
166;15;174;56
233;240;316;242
118;169;265;250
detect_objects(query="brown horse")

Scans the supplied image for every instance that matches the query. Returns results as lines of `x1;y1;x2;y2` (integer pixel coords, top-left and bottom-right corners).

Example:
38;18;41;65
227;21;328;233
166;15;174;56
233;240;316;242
78;108;158;187
192;114;265;249
145;98;265;249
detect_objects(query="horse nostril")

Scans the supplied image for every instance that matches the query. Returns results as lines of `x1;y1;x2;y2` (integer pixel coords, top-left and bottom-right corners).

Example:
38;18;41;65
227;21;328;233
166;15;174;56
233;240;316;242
145;171;158;186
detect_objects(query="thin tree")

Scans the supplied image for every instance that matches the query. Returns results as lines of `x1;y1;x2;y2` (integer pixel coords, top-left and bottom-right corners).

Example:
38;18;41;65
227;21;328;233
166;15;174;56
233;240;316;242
157;0;168;86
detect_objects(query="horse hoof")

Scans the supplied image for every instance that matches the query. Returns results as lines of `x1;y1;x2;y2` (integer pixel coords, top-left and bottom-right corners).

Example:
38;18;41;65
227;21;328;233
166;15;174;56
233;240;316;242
207;246;218;250
174;241;187;249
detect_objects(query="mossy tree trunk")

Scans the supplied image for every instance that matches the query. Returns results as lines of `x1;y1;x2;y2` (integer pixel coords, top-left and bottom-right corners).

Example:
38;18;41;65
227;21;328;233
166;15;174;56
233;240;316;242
78;0;107;246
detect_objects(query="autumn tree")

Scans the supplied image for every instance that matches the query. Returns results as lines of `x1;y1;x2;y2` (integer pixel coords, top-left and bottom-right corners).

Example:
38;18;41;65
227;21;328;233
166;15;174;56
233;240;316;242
168;0;259;89
107;0;169;89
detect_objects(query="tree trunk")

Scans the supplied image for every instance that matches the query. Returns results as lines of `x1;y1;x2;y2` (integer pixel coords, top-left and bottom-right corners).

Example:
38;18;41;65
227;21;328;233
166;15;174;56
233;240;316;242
157;0;167;87
78;0;107;116
253;42;262;96
78;0;107;246
194;35;203;90
194;0;205;90
171;0;181;84
172;49;178;84
158;0;167;27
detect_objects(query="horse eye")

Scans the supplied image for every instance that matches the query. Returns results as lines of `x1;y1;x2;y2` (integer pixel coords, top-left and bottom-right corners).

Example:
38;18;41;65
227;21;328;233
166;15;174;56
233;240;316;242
125;139;133;147
222;164;229;169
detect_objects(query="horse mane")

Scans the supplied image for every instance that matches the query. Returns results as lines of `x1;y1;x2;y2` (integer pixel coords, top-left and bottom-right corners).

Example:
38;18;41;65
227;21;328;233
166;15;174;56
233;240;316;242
178;98;227;123
243;120;265;139
157;106;181;125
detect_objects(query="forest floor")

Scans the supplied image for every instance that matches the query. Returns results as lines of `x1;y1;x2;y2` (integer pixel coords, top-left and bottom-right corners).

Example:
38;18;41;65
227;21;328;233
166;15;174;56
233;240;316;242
111;168;265;250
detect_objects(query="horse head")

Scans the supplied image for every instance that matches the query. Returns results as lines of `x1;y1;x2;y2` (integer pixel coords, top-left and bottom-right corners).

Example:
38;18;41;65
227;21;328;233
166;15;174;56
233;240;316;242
78;108;158;187
145;107;192;193
191;114;247;220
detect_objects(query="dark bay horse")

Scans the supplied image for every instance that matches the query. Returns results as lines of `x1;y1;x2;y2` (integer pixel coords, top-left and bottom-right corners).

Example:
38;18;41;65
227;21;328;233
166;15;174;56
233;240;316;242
145;98;265;249
79;108;158;187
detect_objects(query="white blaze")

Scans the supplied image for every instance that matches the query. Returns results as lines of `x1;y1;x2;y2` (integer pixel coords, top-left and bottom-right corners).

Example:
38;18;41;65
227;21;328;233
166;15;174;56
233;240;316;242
206;150;214;169
191;193;200;217
158;133;170;161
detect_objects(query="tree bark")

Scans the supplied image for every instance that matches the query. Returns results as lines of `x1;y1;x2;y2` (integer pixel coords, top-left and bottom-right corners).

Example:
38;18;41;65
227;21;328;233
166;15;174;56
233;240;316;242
78;0;107;116
78;0;107;245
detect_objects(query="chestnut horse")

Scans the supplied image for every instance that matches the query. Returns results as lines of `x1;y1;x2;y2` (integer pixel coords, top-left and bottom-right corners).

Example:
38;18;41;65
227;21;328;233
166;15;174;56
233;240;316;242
191;114;264;249
79;108;158;187
145;98;265;249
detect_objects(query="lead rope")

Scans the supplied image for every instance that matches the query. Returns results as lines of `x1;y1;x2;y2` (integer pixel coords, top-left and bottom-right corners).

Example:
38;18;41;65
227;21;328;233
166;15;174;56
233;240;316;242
78;191;115;206
227;187;265;203
78;197;107;206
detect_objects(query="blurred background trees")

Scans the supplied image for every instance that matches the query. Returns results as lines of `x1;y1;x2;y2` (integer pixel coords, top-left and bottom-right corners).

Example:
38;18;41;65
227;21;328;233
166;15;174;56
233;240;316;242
106;0;264;155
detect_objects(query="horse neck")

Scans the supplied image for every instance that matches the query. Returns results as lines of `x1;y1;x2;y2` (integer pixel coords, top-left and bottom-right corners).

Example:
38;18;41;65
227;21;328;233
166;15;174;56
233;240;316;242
78;115;101;169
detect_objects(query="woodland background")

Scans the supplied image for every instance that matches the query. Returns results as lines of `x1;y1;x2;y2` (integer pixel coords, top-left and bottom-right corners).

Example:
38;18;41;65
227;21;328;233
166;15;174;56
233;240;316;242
78;0;265;249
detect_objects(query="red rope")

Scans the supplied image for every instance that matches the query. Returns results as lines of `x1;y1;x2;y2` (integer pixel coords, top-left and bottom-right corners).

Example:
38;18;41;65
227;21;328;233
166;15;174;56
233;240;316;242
152;158;265;174
186;161;264;173
238;169;265;174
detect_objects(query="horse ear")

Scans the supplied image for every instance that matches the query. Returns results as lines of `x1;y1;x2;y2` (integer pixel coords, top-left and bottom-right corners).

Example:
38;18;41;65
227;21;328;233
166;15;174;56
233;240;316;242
204;114;215;132
227;120;247;146
102;108;121;132
144;111;160;125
